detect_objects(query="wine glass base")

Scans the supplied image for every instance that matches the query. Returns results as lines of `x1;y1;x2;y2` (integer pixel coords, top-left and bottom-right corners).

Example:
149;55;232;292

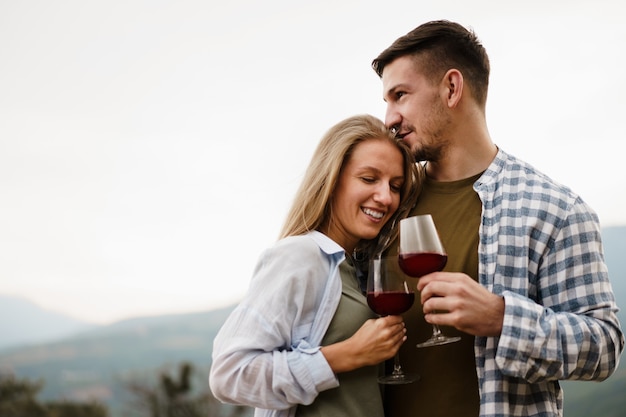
416;335;461;348
377;372;420;385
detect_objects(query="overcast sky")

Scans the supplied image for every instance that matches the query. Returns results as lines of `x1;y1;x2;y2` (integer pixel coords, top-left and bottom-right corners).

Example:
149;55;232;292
1;0;625;324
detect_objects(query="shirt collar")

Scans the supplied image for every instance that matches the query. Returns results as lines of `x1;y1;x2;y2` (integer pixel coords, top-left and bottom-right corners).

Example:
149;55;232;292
308;230;345;256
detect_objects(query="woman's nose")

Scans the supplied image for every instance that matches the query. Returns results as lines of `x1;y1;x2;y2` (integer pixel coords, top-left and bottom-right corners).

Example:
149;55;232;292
374;184;393;206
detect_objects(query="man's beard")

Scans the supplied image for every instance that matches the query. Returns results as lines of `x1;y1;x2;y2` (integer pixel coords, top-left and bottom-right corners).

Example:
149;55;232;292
409;103;449;163
412;142;443;163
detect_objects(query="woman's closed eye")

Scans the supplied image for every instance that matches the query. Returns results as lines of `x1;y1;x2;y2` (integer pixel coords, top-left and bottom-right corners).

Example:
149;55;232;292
390;182;403;193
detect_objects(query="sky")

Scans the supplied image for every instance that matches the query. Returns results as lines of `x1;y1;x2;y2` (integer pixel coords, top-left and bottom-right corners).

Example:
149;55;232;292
1;0;625;325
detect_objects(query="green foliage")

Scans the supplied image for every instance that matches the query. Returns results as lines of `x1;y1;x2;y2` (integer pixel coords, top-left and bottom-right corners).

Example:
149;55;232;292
161;362;192;400
125;362;249;417
0;368;250;417
0;375;107;417
0;375;47;417
46;401;108;417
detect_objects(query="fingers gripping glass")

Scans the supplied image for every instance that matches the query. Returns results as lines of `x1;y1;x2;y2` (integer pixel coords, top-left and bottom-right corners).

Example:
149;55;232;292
398;214;461;348
366;256;419;384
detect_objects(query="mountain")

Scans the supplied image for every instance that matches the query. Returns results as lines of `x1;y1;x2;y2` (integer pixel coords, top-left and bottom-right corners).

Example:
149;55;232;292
562;366;626;417
0;226;624;417
0;294;97;350
0;305;238;416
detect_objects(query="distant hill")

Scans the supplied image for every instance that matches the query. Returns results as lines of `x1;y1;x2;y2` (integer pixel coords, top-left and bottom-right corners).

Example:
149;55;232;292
0;294;97;350
0;226;624;417
0;305;238;416
562;365;626;417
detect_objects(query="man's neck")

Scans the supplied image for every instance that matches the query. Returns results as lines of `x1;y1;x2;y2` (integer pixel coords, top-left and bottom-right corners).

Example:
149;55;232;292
425;141;497;182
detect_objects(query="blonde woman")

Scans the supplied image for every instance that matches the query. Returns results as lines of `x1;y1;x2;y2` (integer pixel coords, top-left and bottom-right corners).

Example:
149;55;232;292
210;114;420;417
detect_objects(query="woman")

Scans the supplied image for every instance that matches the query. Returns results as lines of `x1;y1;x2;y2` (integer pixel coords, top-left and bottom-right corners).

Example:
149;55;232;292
209;114;420;417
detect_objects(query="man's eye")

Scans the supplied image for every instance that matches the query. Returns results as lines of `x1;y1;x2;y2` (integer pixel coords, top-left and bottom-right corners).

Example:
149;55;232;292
395;91;406;100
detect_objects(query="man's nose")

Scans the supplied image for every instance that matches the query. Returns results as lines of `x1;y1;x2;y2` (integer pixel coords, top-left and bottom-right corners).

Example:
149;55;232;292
385;106;401;135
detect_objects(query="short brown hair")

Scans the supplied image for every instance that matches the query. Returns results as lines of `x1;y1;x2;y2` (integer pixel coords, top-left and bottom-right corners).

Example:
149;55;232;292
372;20;490;106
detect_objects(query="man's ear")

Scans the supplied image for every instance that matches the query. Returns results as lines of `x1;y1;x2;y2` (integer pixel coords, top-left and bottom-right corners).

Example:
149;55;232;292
442;69;463;108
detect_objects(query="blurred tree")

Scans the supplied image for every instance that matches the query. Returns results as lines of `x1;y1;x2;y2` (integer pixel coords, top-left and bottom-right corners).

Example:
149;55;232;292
0;375;46;417
46;401;108;417
125;362;250;417
0;375;108;417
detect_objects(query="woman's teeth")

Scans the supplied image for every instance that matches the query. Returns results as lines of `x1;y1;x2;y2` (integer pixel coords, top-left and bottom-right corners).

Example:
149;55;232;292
362;208;384;219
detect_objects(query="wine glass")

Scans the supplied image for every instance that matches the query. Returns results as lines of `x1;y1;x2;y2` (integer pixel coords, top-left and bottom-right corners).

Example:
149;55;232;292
398;214;461;348
366;256;419;384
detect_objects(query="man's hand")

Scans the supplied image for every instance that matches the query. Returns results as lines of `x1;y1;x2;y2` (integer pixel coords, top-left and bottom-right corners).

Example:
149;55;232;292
417;272;504;337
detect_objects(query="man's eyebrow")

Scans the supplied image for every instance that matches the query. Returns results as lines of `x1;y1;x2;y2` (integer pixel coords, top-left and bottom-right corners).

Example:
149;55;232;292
383;84;404;101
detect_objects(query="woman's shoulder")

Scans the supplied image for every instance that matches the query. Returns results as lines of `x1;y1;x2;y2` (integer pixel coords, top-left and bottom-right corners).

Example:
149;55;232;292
252;232;344;293
273;231;344;257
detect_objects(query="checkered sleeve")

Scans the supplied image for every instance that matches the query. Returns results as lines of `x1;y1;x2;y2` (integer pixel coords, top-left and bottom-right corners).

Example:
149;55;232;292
496;196;624;382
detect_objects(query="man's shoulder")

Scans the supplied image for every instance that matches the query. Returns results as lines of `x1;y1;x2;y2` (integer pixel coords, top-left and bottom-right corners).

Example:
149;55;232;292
489;148;577;198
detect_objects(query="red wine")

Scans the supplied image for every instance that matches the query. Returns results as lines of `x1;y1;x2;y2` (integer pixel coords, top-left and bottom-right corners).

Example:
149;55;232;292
398;252;447;277
367;291;415;316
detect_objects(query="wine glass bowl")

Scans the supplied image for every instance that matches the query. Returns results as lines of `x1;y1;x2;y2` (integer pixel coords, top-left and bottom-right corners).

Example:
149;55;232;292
366;256;419;384
398;214;461;348
367;290;414;316
398;251;448;278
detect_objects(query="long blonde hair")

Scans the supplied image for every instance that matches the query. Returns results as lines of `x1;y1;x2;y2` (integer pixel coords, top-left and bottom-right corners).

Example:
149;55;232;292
279;114;421;257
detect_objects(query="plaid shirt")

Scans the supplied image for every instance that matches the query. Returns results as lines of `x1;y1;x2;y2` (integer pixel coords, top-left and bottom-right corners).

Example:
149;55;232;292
474;149;624;416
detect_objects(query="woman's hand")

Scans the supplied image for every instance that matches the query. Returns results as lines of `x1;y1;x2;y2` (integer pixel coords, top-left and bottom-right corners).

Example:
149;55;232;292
321;315;406;374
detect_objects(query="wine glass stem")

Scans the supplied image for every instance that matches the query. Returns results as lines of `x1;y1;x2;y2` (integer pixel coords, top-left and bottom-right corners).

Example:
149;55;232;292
392;353;403;375
431;324;444;338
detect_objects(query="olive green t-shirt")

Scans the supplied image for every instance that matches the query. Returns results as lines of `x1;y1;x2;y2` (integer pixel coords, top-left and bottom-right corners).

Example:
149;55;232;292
383;173;482;417
296;257;384;417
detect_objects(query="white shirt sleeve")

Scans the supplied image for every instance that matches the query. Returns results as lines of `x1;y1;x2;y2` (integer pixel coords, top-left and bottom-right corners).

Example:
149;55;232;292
209;235;341;410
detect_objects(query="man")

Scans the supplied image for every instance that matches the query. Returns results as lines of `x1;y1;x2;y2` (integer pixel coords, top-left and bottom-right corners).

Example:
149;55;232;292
373;20;624;416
